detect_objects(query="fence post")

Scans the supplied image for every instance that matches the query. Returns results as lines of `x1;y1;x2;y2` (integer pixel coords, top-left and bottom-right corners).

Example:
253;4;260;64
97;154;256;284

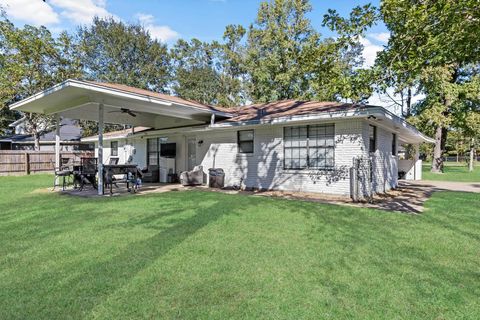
24;152;30;175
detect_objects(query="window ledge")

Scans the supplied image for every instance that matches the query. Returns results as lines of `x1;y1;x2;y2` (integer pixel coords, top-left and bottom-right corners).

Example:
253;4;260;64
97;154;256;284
282;168;335;174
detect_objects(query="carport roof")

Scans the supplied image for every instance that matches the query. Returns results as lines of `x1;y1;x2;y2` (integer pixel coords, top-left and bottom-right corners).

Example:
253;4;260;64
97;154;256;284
9;79;232;129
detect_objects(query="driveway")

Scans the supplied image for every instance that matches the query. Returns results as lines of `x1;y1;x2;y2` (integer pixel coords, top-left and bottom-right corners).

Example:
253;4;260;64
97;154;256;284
404;180;480;193
366;180;480;214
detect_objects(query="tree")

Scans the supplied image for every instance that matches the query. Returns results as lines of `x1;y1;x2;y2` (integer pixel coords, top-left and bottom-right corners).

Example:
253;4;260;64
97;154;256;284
453;72;480;171
245;0;320;102
322;4;378;103
218;24;248;106
171;26;248;107
171;38;222;105
0;14;81;148
378;0;480;173
77;17;171;92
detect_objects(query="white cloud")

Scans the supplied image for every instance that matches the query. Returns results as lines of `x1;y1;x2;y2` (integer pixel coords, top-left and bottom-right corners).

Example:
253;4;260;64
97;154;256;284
49;0;118;25
135;13;179;43
0;0;118;26
368;32;390;43
359;36;383;68
0;0;60;26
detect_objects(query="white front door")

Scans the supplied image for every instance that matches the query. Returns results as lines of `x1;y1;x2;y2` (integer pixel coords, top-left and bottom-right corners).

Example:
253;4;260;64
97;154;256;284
187;138;196;170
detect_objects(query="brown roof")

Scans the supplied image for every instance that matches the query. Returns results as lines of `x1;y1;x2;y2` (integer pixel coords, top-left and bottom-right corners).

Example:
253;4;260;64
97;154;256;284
220;100;376;123
86;81;231;114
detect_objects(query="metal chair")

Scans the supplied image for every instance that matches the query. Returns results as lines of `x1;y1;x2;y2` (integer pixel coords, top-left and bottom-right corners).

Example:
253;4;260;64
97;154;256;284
53;158;73;191
78;157;97;190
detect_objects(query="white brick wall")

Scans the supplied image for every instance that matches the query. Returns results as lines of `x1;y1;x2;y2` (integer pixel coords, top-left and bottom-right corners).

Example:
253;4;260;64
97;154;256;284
118;119;399;197
364;123;398;193
193;119;366;196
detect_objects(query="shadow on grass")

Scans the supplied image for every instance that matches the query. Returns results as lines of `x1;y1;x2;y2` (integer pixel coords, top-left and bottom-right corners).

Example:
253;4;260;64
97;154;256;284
0;191;245;318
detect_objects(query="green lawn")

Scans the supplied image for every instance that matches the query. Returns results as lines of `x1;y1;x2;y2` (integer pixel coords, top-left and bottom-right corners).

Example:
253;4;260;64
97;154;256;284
1;175;479;319
422;162;480;182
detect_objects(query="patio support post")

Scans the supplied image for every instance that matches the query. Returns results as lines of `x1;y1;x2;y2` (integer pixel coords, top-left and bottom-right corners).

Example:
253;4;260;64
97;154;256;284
98;103;104;195
413;143;421;180
55;113;60;170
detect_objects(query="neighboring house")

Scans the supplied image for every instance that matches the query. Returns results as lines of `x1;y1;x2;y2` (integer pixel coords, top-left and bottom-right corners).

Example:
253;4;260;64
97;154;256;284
10;79;433;197
0;117;92;151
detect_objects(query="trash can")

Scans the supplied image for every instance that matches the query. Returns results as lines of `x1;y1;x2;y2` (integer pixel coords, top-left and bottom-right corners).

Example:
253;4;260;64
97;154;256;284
208;168;225;188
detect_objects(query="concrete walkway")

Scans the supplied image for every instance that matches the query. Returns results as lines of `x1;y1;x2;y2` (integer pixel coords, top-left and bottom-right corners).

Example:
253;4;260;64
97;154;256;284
404;180;480;193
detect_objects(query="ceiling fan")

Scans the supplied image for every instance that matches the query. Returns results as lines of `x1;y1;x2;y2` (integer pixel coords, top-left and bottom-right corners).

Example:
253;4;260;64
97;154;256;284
108;108;138;117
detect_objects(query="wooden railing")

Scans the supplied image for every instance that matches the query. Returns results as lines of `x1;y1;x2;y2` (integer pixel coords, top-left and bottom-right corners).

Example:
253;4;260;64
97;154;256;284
0;151;94;175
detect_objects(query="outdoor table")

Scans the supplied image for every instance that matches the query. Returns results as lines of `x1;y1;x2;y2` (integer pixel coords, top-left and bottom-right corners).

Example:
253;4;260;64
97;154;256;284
103;164;139;195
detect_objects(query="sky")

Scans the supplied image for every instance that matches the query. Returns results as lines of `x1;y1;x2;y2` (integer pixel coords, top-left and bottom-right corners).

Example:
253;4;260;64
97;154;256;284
0;0;402;110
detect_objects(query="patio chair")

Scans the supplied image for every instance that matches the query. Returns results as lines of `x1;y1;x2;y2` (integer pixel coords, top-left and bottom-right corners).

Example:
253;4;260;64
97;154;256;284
77;157;97;190
180;165;204;186
53;157;73;191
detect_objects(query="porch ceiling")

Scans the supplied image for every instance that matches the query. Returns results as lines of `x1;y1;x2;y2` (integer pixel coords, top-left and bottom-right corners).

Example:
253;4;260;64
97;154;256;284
9;79;228;129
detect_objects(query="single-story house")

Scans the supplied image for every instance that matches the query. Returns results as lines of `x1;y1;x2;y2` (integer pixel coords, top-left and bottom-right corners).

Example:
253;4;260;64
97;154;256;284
10;79;433;197
0;117;92;151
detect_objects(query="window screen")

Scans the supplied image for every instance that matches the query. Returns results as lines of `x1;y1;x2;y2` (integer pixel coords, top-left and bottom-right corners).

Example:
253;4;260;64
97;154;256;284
284;124;335;169
369;125;377;153
392;133;397;156
110;141;118;157
147;138;159;166
238;130;254;153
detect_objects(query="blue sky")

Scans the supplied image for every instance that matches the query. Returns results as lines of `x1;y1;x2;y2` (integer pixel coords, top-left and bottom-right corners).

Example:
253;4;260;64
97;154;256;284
1;1;387;44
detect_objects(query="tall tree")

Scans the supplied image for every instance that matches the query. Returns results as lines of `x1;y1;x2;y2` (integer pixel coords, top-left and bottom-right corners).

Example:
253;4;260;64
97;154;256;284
218;24;248;106
0;15;81;148
171;26;247;107
378;0;480;173
171;38;222;105
246;0;320;102
77;17;170;92
322;4;378;103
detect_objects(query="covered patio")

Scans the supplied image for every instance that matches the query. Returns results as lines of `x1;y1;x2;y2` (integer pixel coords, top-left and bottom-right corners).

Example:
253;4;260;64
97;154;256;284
10;79;230;195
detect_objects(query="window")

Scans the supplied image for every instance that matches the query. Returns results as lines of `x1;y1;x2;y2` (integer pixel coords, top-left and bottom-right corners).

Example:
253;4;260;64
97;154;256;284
369;125;377;153
110;141;118;157
284;124;335;170
392;133;397;156
238;130;254;153
147;138;159;166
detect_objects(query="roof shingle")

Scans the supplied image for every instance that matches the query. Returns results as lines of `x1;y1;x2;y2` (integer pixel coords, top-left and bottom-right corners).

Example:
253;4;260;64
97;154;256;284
221;99;376;123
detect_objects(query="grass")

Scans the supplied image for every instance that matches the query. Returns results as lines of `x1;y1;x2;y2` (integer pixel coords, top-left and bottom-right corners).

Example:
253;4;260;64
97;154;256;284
422;162;480;182
1;175;479;319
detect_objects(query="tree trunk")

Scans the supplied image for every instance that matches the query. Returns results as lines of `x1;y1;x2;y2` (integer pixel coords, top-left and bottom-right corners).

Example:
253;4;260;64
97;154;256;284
469;137;475;172
431;125;444;173
33;132;40;151
405;87;412;117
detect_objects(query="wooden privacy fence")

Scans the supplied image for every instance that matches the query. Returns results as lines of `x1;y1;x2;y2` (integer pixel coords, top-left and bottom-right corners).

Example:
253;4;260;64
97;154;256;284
0;151;94;175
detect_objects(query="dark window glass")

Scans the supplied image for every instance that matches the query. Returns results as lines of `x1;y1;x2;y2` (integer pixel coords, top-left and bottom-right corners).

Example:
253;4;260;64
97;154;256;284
147;138;159;166
369;125;377;153
110;141;118;157
238;130;254;153
284;124;335;170
392;133;397;156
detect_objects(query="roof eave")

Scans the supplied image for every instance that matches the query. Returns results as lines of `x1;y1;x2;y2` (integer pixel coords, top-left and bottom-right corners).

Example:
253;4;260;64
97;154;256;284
9;79;233;118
